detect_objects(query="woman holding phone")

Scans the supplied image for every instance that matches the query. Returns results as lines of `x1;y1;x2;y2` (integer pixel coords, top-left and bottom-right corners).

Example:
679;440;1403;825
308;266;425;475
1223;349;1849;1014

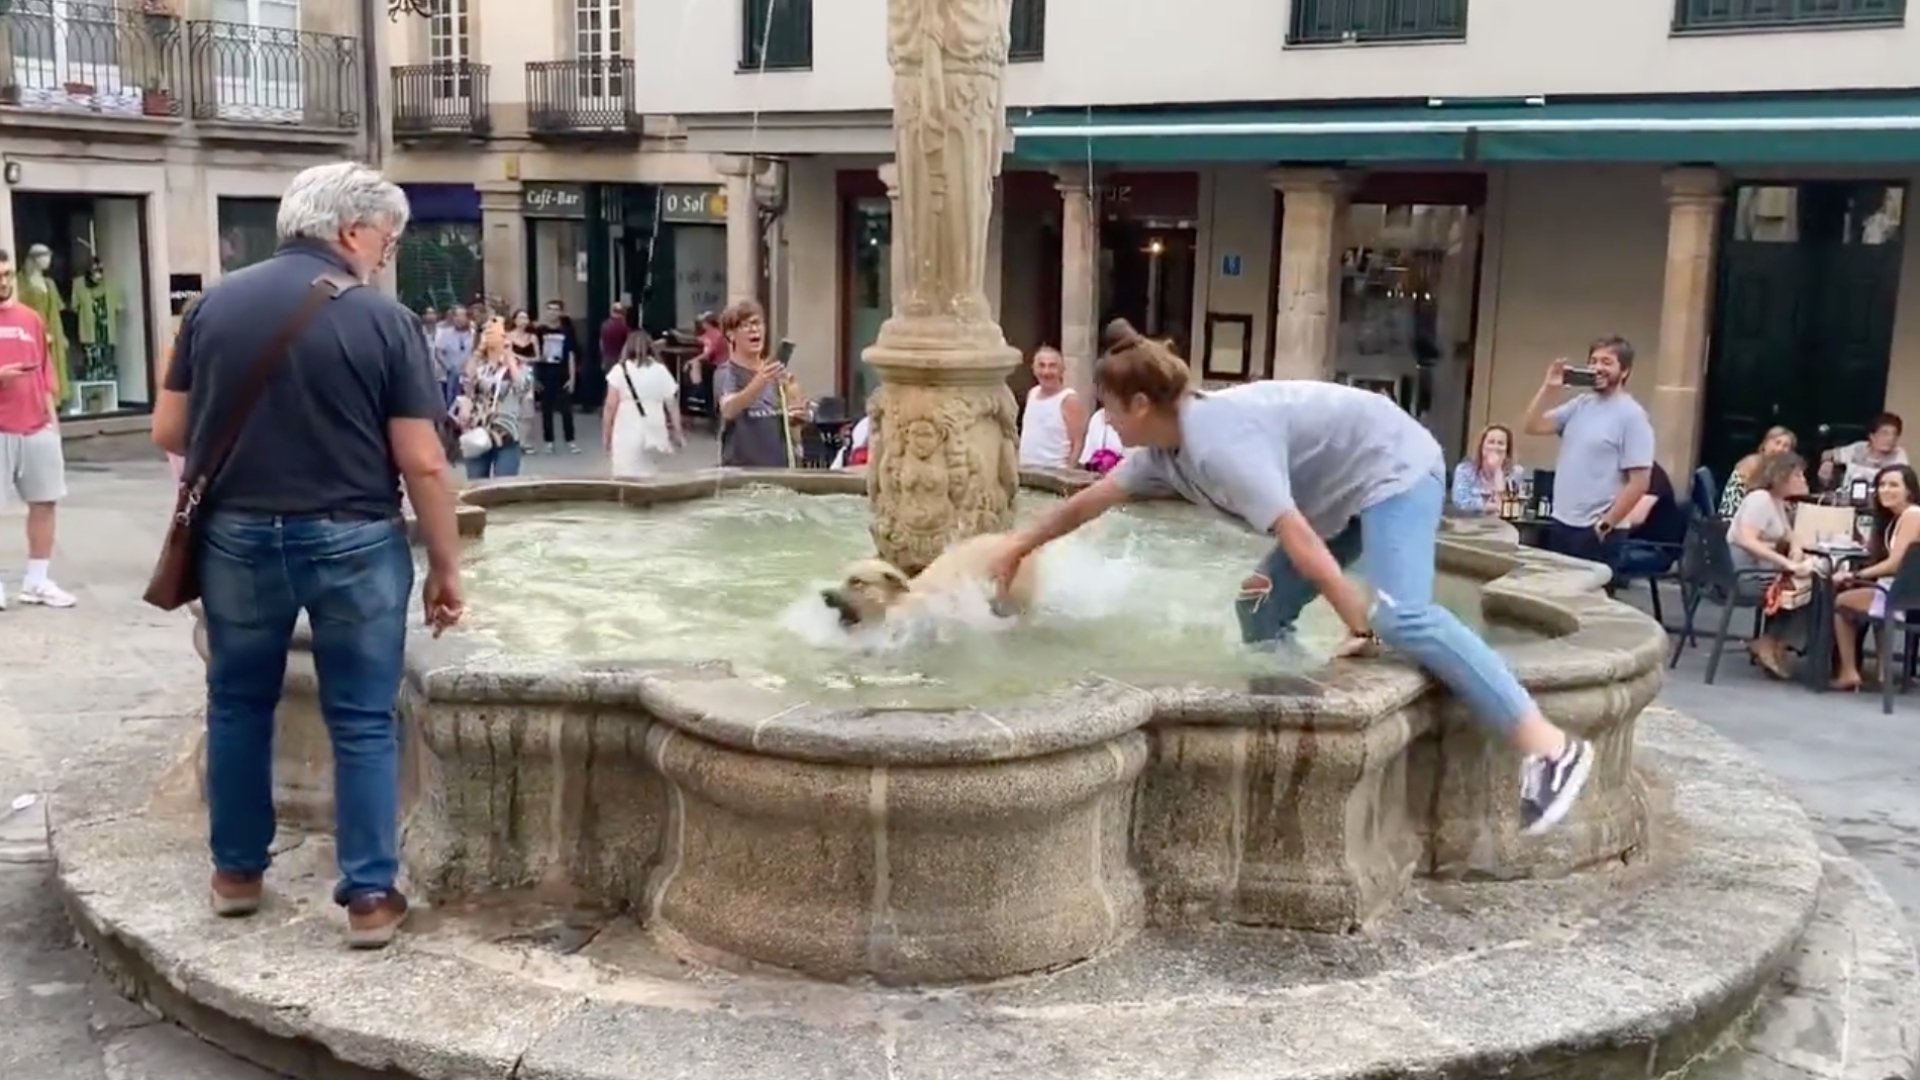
714;300;807;467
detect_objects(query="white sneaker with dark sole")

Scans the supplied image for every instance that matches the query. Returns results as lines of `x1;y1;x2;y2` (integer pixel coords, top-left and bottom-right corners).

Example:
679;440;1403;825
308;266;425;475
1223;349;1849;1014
1520;737;1593;836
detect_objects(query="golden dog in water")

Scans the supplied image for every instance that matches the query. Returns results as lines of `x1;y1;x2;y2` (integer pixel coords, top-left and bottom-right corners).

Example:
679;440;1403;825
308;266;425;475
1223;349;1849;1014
820;533;1041;630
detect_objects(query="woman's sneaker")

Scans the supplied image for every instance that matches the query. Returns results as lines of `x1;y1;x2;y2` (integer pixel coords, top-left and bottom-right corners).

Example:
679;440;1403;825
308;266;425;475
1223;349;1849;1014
1520;738;1593;836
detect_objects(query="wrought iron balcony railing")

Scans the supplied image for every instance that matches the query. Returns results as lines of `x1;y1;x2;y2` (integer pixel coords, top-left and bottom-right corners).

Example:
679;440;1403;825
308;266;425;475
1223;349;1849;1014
1288;0;1469;43
0;0;185;118
526;58;638;136
392;61;489;138
186;18;360;130
1673;0;1904;31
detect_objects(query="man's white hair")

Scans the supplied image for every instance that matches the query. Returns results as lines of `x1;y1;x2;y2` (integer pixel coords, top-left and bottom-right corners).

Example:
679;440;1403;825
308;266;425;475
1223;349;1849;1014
275;162;410;244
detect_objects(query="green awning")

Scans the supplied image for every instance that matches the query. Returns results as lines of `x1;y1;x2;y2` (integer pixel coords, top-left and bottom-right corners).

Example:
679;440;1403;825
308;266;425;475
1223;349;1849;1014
1007;94;1920;165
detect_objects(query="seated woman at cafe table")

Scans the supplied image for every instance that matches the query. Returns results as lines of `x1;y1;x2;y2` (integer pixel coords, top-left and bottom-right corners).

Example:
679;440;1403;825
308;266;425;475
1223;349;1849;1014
1830;463;1920;691
1450;423;1527;514
1728;451;1818;680
1719;425;1797;517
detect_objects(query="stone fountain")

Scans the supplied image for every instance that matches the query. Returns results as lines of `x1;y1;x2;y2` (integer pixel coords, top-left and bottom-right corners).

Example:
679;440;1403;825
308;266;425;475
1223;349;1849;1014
41;0;1920;1077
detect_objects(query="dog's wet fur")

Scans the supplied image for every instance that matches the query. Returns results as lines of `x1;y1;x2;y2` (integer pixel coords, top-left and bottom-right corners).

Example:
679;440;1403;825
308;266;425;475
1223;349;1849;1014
820;534;1037;631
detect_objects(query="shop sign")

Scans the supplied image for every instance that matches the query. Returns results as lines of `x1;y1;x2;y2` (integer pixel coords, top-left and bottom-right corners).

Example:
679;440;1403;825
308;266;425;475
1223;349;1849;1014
659;184;727;225
522;182;587;219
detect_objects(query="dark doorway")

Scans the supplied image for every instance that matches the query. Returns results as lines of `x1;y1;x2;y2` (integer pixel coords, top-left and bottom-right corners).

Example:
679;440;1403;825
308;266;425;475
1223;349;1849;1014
1101;222;1197;359
1702;181;1907;480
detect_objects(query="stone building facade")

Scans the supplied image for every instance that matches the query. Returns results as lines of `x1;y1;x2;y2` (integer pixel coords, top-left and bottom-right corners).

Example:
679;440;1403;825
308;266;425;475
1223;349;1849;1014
0;0;376;429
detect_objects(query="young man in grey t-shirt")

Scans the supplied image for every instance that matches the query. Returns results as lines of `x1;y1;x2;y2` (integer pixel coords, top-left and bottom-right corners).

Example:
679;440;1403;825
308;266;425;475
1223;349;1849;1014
1521;335;1655;565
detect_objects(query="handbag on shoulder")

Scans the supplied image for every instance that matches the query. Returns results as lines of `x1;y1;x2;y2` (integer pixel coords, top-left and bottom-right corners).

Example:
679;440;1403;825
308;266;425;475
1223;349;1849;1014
144;273;361;611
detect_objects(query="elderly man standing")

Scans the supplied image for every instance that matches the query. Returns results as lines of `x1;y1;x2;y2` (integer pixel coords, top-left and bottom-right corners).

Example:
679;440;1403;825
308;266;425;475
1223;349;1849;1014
0;247;75;608
152;162;464;950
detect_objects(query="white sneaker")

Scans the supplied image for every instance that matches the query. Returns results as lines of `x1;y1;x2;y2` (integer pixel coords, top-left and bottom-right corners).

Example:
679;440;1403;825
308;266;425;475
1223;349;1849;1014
17;580;75;608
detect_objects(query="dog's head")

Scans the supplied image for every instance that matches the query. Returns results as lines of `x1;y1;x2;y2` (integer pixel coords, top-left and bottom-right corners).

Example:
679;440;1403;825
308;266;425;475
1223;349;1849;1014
821;558;912;628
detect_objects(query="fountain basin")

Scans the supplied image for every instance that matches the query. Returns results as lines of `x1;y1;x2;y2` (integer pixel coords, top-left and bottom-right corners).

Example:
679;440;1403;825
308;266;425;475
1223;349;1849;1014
195;469;1664;983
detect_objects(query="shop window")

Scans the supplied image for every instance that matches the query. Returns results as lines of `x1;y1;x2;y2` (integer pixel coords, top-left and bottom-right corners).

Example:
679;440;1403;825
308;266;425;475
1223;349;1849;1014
741;0;811;71
1010;0;1046;60
217;197;279;273
1288;0;1468;44
7;191;154;417
397;222;483;313
1673;0;1903;32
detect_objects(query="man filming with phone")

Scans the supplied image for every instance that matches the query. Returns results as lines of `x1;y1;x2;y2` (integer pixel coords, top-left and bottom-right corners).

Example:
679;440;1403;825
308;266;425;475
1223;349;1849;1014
1522;335;1655;564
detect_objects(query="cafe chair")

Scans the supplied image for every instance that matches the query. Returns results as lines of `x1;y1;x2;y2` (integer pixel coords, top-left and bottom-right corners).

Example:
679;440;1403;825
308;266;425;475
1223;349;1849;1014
1837;556;1920;715
1613;535;1682;627
1690;466;1720;521
1671;513;1776;683
799;396;853;469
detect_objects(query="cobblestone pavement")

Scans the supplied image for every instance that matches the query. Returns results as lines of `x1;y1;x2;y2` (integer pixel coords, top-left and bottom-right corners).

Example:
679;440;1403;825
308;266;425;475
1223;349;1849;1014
0;424;1913;1077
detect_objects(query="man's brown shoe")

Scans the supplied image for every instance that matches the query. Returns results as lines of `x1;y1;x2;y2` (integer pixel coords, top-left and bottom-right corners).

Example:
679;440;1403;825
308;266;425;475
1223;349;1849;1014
345;891;409;950
209;870;263;917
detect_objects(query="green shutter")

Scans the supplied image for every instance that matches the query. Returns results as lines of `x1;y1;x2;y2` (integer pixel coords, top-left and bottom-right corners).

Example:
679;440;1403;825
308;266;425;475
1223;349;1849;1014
1010;0;1046;60
1288;0;1469;44
1673;0;1905;31
742;0;812;70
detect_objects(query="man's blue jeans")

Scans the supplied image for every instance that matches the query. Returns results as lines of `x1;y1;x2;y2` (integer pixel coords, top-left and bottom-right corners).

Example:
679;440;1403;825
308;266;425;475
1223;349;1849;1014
197;512;413;905
1233;474;1535;735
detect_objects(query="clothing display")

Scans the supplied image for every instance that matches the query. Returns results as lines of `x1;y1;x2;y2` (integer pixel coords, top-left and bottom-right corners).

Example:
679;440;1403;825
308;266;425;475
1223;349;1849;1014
71;270;122;346
18;272;69;405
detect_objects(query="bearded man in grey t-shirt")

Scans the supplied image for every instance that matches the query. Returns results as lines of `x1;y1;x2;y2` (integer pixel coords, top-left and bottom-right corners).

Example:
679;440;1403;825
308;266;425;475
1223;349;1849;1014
1521;335;1655;566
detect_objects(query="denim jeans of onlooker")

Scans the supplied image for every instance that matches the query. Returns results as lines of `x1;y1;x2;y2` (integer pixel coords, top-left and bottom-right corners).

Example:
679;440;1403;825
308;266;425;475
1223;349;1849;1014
197;511;413;905
464;440;523;481
1233;473;1535;735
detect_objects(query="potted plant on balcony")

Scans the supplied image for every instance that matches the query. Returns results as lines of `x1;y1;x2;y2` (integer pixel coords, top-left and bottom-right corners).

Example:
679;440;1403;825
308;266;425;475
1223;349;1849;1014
141;0;181;32
140;77;174;118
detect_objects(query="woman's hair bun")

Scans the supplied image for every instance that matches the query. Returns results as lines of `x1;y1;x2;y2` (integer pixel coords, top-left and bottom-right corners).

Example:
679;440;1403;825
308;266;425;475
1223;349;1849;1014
1103;317;1143;351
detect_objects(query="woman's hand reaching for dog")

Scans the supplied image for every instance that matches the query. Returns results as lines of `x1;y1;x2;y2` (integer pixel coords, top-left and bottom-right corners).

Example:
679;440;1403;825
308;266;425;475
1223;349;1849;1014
987;544;1028;606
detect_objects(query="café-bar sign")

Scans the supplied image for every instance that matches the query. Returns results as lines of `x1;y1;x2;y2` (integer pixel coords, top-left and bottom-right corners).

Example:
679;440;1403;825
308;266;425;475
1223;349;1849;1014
660;184;726;224
523;181;586;219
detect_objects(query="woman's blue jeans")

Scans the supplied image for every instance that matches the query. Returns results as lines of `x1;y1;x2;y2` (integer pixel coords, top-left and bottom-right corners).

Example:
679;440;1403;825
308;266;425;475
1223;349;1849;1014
197;512;413;905
1234;474;1535;735
464;440;523;481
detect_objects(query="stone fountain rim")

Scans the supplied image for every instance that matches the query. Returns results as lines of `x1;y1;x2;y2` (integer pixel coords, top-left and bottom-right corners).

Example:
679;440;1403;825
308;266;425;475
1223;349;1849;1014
48;705;1870;1080
399;470;1664;768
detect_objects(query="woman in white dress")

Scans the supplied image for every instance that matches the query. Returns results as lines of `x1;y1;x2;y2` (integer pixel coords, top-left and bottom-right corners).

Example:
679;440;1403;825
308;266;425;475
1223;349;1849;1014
602;334;683;478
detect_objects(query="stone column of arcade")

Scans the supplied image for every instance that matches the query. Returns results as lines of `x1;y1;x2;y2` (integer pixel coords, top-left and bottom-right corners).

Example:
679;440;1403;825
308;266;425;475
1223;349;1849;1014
862;0;1023;575
1054;167;1099;403
1650;166;1726;481
714;153;763;305
1269;167;1350;381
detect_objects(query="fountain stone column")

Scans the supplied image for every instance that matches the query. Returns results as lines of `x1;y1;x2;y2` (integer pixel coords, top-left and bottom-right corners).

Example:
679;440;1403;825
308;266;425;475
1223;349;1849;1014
863;0;1022;576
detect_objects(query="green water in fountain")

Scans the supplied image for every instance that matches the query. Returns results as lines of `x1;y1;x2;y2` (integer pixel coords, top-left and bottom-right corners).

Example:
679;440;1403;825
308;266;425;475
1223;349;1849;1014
460;488;1507;708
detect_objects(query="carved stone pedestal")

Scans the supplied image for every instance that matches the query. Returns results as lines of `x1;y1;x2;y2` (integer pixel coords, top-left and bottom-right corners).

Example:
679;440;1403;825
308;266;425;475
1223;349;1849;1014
865;317;1020;574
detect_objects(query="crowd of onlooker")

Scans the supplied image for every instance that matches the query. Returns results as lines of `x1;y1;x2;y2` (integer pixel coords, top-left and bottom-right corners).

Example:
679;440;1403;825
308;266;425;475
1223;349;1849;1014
1445;329;1918;690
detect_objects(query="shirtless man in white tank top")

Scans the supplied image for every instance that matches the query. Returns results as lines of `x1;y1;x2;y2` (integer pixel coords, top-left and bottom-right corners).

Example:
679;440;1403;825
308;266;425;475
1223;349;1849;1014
1017;347;1087;469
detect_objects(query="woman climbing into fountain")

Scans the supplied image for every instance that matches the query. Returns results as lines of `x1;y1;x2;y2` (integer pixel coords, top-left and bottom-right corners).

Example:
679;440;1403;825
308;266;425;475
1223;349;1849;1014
989;319;1594;836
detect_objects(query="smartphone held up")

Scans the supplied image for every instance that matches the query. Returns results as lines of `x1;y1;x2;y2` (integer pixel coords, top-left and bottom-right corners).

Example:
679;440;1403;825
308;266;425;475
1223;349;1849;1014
1560;367;1599;389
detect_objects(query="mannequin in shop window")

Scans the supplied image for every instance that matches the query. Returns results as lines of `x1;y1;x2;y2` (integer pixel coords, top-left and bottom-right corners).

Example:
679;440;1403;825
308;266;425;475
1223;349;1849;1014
19;245;70;407
71;259;121;385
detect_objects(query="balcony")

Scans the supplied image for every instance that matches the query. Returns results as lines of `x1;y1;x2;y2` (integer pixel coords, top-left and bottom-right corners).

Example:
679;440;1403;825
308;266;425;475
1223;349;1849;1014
392;61;489;140
526;58;638;138
1287;0;1469;44
186;18;360;131
1673;0;1904;31
0;0;185;120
